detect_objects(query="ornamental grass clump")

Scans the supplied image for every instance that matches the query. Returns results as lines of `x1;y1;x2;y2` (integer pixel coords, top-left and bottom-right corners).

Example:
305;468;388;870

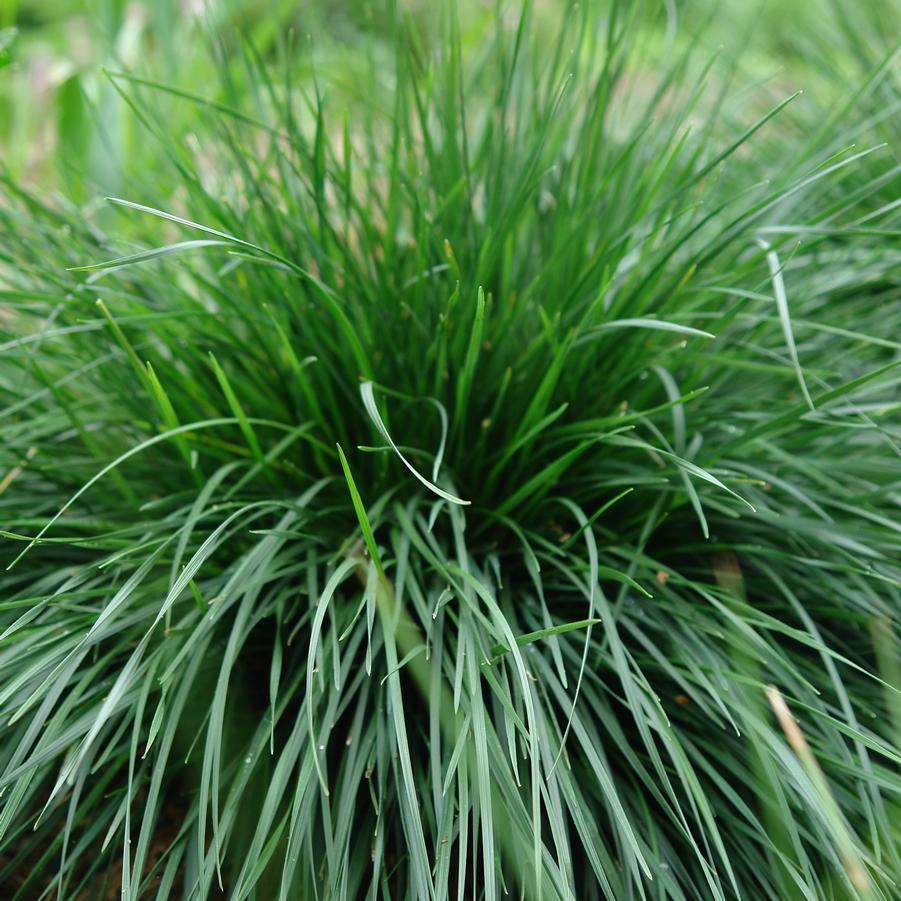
0;1;899;898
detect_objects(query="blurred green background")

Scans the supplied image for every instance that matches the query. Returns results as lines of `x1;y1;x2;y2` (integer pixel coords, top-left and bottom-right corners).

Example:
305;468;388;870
1;0;387;196
1;0;897;200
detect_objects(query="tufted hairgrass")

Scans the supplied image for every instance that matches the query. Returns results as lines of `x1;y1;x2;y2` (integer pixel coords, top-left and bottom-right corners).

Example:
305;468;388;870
1;1;899;898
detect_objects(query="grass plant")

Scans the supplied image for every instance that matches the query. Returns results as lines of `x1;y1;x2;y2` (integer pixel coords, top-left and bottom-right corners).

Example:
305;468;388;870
1;1;899;898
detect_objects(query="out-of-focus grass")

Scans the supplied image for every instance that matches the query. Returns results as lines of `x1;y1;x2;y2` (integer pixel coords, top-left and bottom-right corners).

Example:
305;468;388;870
2;0;897;194
0;0;393;193
2;0;208;195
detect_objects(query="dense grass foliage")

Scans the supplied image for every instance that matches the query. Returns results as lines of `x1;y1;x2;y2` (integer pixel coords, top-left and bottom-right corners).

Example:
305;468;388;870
1;1;900;898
